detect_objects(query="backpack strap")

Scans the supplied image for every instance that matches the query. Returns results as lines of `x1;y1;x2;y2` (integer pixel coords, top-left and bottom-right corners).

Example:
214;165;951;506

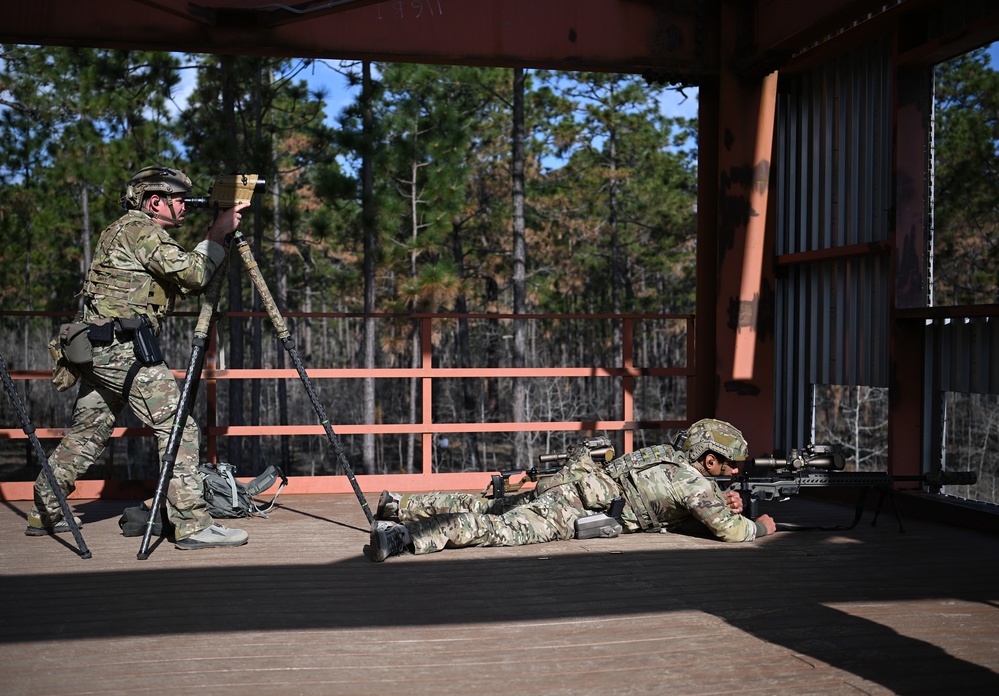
245;466;289;517
218;463;241;510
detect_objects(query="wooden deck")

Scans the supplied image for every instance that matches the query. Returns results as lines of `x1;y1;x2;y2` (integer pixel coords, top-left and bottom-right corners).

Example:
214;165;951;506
1;492;998;695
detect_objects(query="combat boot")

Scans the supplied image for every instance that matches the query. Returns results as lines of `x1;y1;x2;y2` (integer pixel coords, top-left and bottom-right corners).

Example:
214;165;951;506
369;521;412;562
25;511;83;537
175;523;248;550
375;490;402;520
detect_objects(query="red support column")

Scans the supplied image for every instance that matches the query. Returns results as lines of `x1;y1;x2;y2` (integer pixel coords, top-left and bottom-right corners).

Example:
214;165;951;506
710;2;778;453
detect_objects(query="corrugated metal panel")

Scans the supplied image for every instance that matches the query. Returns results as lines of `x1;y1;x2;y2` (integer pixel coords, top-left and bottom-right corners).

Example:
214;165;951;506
929;317;999;395
773;37;893;447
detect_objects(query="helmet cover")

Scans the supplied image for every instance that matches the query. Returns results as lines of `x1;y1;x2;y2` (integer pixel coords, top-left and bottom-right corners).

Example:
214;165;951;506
120;166;192;210
680;418;748;462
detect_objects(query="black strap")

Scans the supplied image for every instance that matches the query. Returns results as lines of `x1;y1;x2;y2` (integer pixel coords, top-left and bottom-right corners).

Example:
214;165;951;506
122;361;142;399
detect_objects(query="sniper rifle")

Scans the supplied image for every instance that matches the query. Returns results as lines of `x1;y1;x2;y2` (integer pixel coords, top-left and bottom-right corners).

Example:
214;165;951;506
715;444;978;533
484;436;616;499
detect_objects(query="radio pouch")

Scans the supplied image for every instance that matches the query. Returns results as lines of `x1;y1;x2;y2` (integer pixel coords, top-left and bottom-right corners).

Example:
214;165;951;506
59;322;93;365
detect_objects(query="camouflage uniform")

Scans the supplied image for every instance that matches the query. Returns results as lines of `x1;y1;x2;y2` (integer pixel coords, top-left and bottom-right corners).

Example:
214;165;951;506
31;209;226;540
400;440;760;556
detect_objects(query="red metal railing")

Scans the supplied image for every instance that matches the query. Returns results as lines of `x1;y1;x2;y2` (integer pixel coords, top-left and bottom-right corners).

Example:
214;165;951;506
1;311;694;498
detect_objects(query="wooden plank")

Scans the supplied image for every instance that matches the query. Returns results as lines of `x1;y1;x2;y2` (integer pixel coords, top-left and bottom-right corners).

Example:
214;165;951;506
1;494;997;695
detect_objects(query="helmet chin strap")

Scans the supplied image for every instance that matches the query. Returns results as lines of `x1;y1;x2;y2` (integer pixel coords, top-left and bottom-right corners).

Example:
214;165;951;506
146;197;184;228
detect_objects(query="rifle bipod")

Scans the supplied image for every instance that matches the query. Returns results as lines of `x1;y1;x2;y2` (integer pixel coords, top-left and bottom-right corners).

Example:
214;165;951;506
136;228;373;559
0;351;91;558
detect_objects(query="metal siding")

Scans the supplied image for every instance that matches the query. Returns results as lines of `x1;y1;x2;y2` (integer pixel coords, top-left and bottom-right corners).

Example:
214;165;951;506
930;317;999;396
773;36;893;447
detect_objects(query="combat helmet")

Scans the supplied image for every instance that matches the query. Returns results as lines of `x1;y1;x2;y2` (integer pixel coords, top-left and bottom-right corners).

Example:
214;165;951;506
120;166;192;210
677;418;748;462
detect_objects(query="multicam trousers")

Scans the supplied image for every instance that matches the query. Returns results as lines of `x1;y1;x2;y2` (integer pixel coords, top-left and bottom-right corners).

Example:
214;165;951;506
402;451;625;555
32;338;212;539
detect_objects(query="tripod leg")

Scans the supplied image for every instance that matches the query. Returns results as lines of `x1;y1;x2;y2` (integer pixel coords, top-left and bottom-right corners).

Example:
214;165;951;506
136;342;208;559
138;249;229;560
233;233;374;524
0;351;91;558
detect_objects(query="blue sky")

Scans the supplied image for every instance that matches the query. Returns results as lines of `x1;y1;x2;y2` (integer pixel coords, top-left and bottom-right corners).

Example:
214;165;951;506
172;40;998;146
294;60;701;125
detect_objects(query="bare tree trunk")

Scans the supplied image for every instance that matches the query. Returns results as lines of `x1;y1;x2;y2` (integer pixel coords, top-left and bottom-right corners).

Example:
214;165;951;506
301;244;313;362
406;121;422;476
270;70;291;472
451;220;480;470
608;123;623;422
221;56;244;471
80;181;91;308
361;61;378;475
249;66;267;473
511;67;529;467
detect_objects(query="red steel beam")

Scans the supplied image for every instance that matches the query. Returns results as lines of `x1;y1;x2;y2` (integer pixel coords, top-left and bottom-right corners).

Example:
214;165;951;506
4;0;719;76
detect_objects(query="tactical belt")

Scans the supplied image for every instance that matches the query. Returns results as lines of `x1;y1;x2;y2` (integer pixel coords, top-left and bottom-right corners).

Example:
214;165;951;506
87;316;164;398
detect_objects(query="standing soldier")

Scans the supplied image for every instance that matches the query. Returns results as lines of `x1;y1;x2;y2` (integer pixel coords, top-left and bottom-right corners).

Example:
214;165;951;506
28;166;249;550
368;418;777;561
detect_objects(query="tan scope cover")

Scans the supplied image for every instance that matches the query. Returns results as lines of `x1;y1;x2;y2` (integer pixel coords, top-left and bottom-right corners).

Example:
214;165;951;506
208;174;260;208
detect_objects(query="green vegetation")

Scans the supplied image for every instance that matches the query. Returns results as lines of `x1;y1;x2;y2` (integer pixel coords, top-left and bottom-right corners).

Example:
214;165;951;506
0;49;697;478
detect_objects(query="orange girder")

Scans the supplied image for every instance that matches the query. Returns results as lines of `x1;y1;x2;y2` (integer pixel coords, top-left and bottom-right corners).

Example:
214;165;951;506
4;0;719;77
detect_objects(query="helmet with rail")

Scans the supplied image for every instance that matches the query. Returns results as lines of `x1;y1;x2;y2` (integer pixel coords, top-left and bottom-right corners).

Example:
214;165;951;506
678;418;748;463
120;166;192;210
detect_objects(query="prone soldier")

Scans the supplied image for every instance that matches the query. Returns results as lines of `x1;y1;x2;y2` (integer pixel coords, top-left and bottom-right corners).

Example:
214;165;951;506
368;418;776;561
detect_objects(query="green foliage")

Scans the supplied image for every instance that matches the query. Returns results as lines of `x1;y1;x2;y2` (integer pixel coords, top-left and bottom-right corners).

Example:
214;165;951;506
0;46;186;309
0;46;699;380
2;49;700;319
933;47;999;305
1;48;704;476
530;71;698;314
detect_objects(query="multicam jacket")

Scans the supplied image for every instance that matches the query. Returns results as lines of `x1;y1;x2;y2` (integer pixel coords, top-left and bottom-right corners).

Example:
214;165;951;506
536;442;760;542
82;210;225;330
606;444;760;542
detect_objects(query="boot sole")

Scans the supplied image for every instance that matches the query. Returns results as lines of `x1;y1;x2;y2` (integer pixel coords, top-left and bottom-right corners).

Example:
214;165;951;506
25;525;80;537
175;537;248;550
369;527;391;562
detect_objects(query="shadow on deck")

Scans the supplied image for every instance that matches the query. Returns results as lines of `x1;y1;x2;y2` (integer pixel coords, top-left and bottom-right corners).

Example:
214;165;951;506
1;493;997;695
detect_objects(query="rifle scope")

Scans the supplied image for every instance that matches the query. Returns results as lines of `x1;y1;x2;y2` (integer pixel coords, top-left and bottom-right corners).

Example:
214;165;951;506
749;444;846;472
538;445;616;464
184;174;267;209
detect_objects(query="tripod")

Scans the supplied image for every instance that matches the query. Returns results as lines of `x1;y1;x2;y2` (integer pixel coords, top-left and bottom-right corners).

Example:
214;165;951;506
137;227;373;559
0;351;91;558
